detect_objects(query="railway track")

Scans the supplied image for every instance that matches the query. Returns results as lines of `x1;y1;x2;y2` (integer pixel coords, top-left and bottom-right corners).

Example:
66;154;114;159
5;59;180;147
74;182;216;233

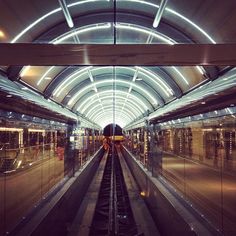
90;146;137;236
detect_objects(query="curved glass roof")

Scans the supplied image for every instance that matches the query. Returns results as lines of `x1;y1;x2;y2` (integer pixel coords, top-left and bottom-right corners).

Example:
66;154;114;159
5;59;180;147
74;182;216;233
0;0;236;128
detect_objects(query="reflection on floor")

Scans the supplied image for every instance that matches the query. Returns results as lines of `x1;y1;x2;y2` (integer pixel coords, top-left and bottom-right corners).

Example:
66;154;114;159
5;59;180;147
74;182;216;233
162;153;236;233
0;156;64;234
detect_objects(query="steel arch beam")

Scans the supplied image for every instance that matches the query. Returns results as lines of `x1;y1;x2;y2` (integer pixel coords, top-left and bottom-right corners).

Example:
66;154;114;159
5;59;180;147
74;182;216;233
1;44;236;66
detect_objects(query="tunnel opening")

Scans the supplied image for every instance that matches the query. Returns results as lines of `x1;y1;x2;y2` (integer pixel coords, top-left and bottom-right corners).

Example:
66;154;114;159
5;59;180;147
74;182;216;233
103;123;123;136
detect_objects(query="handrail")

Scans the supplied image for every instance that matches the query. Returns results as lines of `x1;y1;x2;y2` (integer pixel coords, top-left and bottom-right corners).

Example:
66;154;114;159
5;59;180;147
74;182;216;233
0;143;55;152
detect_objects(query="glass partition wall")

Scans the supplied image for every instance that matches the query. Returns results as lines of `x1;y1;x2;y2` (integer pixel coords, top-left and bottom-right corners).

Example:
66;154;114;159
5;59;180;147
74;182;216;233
0;115;102;235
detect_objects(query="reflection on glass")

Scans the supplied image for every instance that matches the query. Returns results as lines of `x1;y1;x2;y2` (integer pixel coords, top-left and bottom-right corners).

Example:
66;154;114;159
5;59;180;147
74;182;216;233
125;112;236;235
0;118;102;235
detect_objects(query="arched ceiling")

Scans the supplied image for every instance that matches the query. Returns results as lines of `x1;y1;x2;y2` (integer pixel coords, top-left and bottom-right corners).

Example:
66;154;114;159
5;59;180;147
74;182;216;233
0;0;236;128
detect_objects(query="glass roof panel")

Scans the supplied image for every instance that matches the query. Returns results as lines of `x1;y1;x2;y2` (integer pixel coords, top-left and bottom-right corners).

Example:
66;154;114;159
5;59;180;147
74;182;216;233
1;0;236;128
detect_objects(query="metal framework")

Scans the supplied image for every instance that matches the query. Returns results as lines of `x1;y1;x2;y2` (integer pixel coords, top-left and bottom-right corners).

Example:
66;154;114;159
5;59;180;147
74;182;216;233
1;44;236;66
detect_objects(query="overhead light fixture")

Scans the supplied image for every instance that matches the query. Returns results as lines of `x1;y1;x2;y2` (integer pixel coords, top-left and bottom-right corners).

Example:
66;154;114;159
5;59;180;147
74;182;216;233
88;70;94;82
37;66;55;86
11;0;215;44
28;128;45;133
116;23;174;45
172;66;189;85
53;66;92;97
58;0;74;28
20;65;31;77
132;69;139;82
0;30;5;38
153;0;168;28
6;95;12;98
78;90;148;112
137;66;173;96
68;79;158;106
53;23;111;44
0;127;23;132
226;108;233;115
196;66;205;75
